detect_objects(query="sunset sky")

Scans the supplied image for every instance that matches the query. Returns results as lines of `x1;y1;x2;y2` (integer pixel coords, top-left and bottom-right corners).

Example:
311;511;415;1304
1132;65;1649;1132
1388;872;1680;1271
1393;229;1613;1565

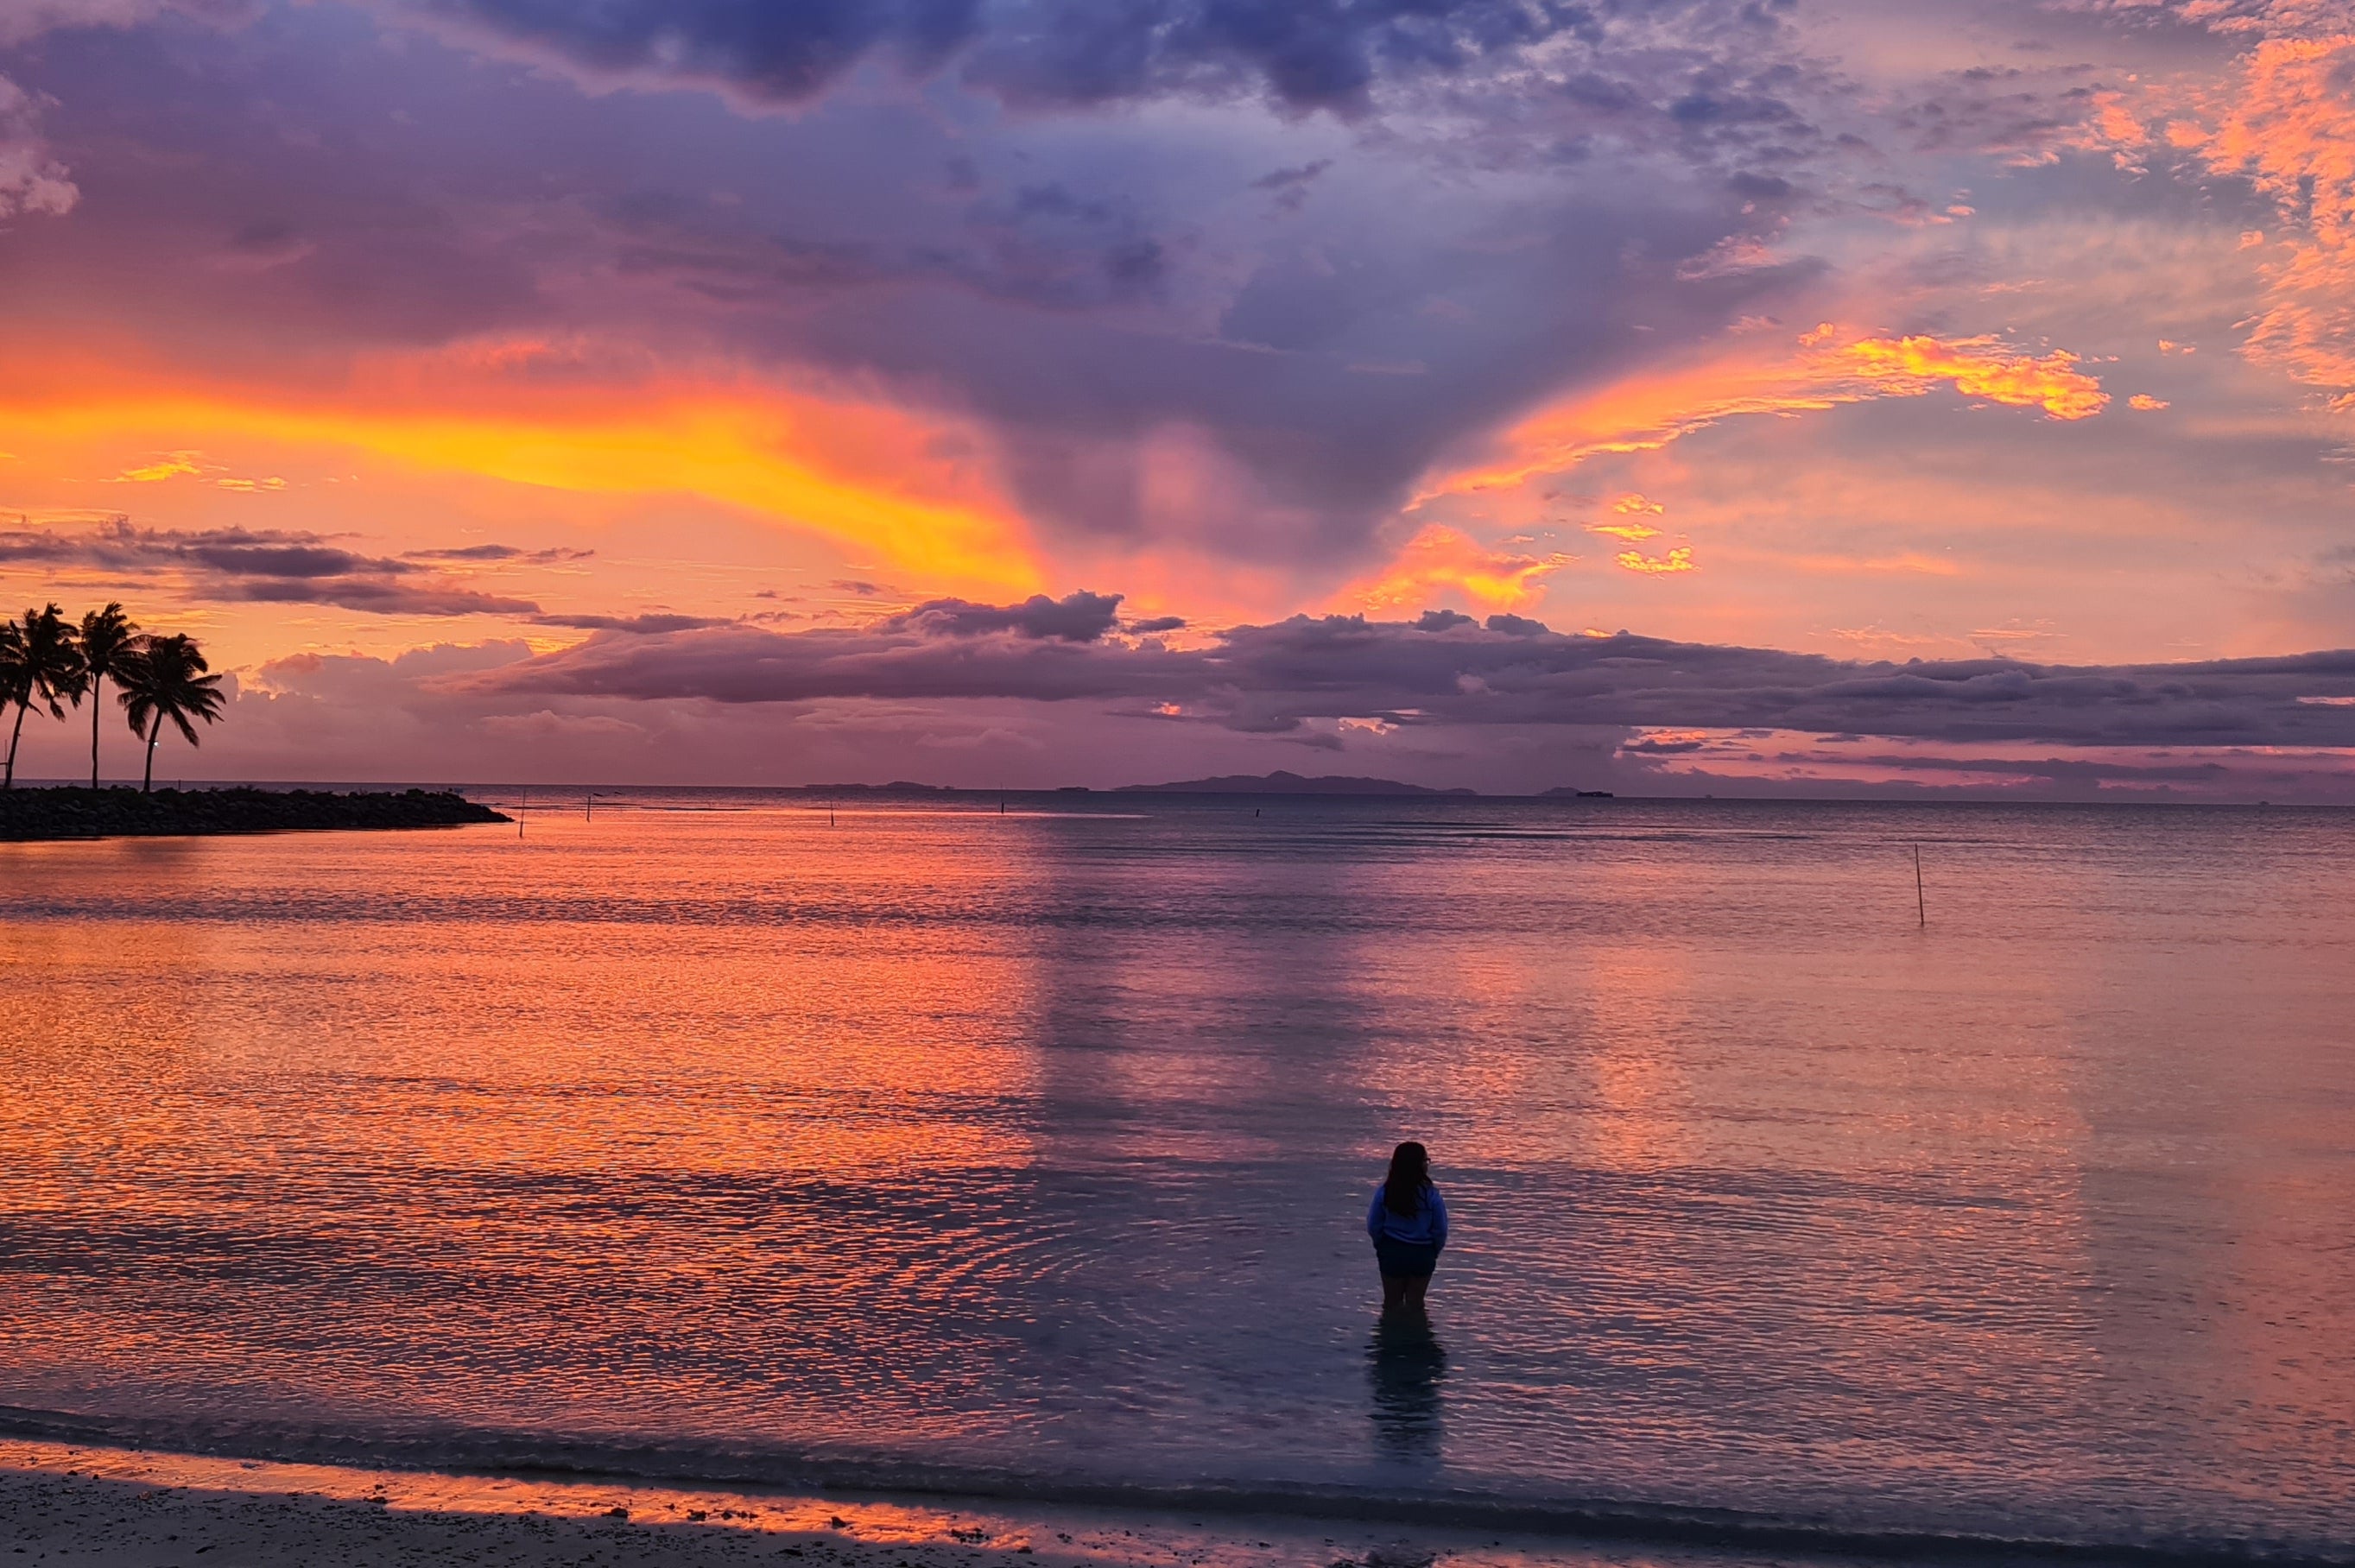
4;0;2355;795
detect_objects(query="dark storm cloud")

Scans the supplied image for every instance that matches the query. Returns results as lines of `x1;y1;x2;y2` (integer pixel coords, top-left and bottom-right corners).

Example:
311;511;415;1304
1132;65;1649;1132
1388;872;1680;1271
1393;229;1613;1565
586;170;1799;559
412;0;977;101
1251;159;1331;213
476;600;2355;749
411;0;1605;114
602;177;1171;313
3;1;1849;573
0;518;541;616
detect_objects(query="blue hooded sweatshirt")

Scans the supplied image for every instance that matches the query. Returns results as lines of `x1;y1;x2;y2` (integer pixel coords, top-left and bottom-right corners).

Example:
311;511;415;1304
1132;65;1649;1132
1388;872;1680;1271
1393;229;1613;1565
1366;1182;1448;1248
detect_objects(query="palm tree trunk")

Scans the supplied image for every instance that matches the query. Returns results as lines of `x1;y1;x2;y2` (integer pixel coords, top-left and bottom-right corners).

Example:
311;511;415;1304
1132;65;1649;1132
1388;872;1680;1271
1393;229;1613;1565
90;674;102;790
3;699;25;789
143;711;161;793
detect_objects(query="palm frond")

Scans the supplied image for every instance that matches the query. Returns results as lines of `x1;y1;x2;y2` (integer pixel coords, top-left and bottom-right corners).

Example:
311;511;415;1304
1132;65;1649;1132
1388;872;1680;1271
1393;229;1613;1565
18;605;84;718
117;634;225;750
78;603;142;683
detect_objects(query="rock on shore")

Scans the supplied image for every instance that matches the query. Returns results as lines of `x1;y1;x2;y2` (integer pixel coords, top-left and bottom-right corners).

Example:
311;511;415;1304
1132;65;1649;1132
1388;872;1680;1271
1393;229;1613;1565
0;786;510;841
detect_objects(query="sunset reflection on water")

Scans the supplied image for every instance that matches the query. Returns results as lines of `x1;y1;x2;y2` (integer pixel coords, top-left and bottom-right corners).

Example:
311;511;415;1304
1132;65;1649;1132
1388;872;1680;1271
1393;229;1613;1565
2;795;2351;1552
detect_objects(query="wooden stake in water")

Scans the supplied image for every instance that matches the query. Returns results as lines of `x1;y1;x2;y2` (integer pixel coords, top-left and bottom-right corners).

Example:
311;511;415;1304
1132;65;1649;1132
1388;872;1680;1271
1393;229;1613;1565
1914;843;1925;926
519;787;527;839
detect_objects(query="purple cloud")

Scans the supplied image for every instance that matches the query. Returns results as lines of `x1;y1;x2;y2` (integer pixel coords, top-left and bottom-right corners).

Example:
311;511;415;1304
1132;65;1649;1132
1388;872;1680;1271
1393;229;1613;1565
411;0;1624;115
405;543;594;563
529;612;732;634
881;590;1124;642
471;598;2355;750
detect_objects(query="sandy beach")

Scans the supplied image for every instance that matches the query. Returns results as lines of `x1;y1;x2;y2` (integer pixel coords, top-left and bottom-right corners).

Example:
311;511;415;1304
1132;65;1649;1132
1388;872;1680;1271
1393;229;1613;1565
0;1441;1573;1568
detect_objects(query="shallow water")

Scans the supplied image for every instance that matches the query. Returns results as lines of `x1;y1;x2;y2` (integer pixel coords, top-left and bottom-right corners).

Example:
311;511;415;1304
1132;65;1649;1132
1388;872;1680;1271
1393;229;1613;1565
2;794;2351;1556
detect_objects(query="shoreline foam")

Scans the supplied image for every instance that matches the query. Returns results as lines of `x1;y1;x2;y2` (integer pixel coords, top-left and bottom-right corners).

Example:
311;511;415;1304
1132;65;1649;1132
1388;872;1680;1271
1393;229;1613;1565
3;1407;2346;1568
0;1439;1571;1568
4;1426;2350;1568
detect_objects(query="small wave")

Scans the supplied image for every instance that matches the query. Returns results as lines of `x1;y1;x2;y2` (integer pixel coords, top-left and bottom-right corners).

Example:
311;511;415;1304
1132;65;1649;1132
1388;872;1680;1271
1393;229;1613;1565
0;1405;2345;1568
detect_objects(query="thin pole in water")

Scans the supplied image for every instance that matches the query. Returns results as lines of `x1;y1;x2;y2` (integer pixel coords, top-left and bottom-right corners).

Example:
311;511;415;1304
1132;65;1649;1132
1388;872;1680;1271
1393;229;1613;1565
1914;843;1925;927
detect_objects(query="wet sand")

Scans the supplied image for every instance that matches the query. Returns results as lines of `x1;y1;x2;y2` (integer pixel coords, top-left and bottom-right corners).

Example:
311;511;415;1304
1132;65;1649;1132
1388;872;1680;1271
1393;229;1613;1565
0;1441;1534;1568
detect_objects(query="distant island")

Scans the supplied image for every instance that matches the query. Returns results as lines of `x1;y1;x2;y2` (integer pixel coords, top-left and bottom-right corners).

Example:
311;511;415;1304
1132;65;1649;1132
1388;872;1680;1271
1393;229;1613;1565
778;774;1619;799
1117;770;1479;797
0;787;510;842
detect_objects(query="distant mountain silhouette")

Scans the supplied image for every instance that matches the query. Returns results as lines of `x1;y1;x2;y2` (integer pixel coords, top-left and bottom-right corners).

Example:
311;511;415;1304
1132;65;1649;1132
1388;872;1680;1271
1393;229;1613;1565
1540;786;1615;798
1116;770;1478;797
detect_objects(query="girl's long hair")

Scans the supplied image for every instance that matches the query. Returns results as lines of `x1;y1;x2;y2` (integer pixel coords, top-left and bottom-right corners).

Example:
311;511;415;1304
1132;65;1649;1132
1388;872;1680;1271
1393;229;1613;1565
1383;1141;1430;1216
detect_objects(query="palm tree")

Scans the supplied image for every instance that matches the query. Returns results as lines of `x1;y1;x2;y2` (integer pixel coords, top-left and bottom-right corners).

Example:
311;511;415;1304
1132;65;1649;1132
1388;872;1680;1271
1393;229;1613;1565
79;602;141;789
3;604;86;789
117;633;225;792
0;621;26;789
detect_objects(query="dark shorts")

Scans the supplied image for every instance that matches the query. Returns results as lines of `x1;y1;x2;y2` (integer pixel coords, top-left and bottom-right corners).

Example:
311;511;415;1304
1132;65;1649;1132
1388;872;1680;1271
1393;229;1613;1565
1373;1237;1440;1279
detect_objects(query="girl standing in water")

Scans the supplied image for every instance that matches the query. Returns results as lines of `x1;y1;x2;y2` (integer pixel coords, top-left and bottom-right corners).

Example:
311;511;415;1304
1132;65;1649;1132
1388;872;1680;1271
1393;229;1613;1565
1366;1141;1447;1309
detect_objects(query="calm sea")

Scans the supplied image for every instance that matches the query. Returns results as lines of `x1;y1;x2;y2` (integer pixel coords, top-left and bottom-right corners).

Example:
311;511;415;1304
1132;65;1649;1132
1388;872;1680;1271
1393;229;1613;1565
2;794;2351;1559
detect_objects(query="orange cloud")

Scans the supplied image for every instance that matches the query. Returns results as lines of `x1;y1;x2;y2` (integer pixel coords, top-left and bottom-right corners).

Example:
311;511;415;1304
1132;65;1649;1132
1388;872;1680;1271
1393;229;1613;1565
101;448;294;492
2195;35;2355;404
1588;491;1667;541
1;351;1043;591
2129;394;2170;411
1339;524;1573;612
107;451;204;483
1839;336;2108;419
2097;29;2355;408
1429;326;2107;497
1617;546;1695;575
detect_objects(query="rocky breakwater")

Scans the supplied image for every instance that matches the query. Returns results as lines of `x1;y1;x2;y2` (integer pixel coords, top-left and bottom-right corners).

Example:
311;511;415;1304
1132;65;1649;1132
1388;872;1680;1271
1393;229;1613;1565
0;787;511;841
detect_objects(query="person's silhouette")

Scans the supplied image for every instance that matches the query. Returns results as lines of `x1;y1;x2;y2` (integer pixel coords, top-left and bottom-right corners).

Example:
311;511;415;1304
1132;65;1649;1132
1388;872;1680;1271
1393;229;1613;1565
1365;1141;1447;1309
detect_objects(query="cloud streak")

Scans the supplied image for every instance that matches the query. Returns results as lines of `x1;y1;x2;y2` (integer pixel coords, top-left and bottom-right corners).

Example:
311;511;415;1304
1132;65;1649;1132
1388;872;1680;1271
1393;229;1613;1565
0;518;547;615
1437;327;2111;498
0;518;686;628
